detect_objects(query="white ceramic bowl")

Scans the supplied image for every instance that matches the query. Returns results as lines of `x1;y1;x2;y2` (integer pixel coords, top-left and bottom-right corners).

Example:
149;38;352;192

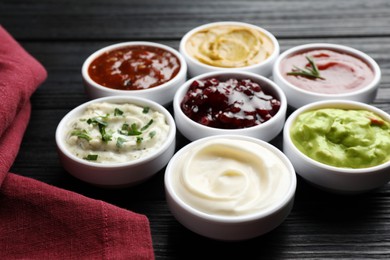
173;70;287;142
165;135;296;241
56;96;176;188
180;21;279;77
273;43;381;109
283;100;390;193
82;41;187;106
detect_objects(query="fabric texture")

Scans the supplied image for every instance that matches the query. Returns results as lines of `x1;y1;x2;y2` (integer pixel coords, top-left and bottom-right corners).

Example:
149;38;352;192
0;26;154;259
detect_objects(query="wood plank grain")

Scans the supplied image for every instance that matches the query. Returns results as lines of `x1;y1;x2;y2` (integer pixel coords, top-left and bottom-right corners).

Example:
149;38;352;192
1;0;390;40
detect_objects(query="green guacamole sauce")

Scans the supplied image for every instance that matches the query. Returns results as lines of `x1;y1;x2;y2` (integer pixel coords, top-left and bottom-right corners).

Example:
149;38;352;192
291;108;390;168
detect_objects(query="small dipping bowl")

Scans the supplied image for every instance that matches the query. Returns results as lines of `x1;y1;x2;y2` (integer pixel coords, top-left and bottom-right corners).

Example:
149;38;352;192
283;100;390;193
82;41;187;106
56;96;176;188
273;43;381;108
180;21;279;77
173;71;287;142
165;135;297;241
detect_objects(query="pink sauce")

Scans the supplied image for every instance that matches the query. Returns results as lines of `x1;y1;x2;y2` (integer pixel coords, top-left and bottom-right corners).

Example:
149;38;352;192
280;49;375;94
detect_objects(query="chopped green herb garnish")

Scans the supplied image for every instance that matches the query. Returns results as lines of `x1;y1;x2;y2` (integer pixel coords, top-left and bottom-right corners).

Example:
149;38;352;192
142;107;150;114
141;119;154;131
129;123;142;135
118;124;128;135
136;137;143;144
149;130;156;139
71;129;92;141
87;117;108;127
87;116;111;142
119;123;142;136
118;119;153;138
116;137;127;148
84;154;98;161
287;56;325;80
121;123;129;130
114;108;124;116
100;127;112;142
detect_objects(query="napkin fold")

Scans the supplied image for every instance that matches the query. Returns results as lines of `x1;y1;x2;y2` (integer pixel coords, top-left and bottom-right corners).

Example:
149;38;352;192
0;26;154;259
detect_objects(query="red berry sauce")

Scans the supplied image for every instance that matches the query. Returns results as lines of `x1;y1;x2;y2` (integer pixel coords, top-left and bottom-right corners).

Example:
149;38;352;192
180;77;281;129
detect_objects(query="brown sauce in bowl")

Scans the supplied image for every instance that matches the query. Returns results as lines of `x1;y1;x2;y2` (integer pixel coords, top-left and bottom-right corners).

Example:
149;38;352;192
89;45;181;90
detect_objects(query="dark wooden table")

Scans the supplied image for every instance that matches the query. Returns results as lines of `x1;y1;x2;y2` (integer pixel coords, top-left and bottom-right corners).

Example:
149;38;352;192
2;0;390;258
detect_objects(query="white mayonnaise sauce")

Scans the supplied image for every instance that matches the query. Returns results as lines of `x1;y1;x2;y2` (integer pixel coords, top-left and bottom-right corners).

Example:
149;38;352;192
172;138;291;216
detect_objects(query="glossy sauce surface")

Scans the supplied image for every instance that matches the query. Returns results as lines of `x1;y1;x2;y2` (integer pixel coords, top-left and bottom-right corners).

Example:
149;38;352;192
172;138;292;216
280;49;374;94
89;45;181;90
181;77;281;129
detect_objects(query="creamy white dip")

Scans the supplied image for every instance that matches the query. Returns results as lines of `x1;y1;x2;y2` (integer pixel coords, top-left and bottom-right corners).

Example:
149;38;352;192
65;102;169;163
172;138;291;216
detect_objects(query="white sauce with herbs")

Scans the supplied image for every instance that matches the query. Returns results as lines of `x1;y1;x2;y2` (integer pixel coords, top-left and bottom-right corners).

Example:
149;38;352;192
65;102;169;163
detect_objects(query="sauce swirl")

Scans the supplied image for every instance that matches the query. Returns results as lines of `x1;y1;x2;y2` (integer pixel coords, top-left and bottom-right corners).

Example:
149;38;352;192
171;138;292;216
185;24;274;68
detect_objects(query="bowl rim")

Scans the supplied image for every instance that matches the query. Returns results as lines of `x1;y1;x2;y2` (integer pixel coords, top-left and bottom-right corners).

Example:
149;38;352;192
179;21;280;71
273;43;381;97
173;70;287;133
165;134;297;223
55;96;176;168
284;99;390;174
81;41;187;94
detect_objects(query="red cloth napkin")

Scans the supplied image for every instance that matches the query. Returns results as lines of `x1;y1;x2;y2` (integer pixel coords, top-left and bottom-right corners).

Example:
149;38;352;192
0;26;154;259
